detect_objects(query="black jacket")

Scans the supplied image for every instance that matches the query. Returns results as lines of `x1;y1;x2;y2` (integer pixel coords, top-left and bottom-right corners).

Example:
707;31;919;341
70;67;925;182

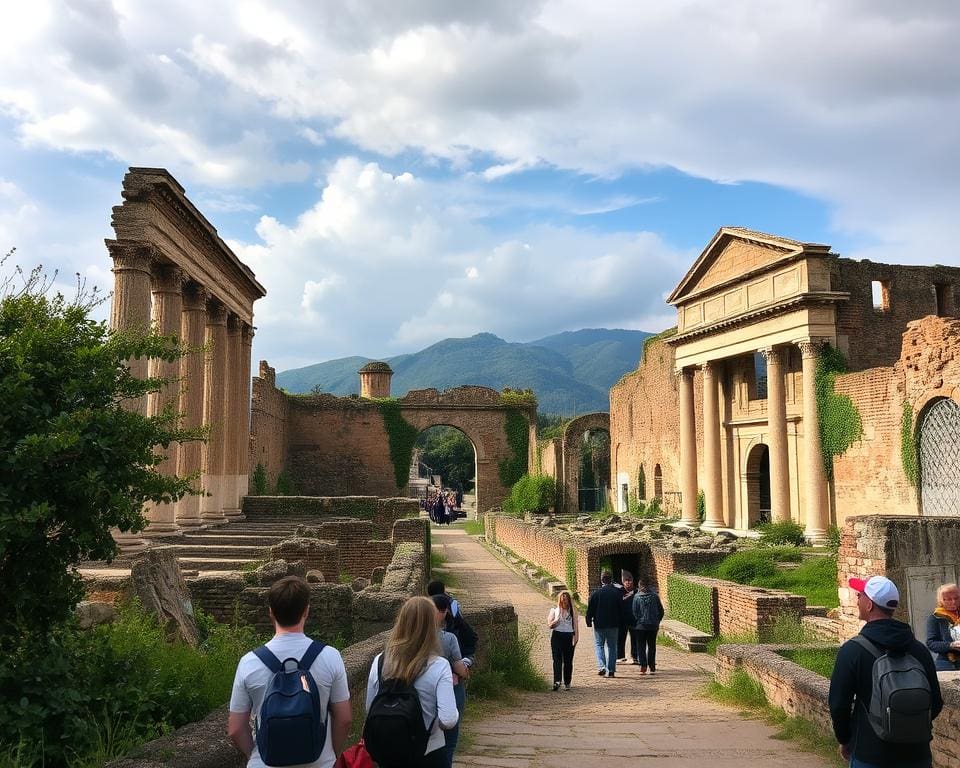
631;591;664;630
828;618;943;767
617;585;637;626
446;609;478;661
925;613;960;671
586;584;622;629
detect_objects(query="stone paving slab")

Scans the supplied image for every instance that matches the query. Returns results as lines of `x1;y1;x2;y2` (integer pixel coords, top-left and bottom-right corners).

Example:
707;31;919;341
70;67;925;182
431;526;834;768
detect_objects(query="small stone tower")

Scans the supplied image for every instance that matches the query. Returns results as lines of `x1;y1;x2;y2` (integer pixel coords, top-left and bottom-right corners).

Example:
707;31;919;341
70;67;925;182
358;361;393;398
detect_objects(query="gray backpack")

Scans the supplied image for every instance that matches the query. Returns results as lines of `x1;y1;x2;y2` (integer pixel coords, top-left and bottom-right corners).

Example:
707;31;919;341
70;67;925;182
853;635;933;744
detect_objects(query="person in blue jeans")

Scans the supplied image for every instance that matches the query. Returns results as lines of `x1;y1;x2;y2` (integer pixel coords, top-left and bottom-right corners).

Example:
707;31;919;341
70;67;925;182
585;570;621;677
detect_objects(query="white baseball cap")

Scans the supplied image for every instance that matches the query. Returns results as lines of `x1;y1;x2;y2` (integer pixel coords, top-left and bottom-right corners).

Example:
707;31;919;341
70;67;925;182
849;575;900;610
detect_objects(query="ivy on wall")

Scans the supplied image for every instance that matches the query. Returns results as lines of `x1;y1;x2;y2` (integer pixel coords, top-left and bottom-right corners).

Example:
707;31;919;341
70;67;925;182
642;326;678;363
815;345;863;477
376;398;419;489
667;573;715;635
565;547;578;596
901;401;919;487
498;409;530;487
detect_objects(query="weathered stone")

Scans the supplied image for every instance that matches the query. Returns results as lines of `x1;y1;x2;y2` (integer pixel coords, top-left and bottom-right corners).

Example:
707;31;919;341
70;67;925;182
75;601;117;630
370;567;385;584
352;577;370;592
306;569;325;584
689;536;714;549
130;548;199;646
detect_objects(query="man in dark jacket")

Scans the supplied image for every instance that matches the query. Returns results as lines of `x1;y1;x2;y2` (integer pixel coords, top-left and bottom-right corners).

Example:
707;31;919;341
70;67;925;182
586;570;622;677
828;575;943;768
616;570;638;663
632;580;664;674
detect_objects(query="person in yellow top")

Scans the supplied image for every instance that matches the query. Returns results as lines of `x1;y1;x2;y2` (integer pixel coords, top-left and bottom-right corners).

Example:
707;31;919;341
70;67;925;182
926;582;960;671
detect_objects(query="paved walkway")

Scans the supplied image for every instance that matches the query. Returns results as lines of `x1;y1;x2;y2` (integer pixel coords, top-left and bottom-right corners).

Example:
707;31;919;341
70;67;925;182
432;525;834;768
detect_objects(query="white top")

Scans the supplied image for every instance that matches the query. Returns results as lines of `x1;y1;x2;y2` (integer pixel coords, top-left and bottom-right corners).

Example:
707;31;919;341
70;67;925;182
229;633;350;768
365;653;458;754
548;607;575;633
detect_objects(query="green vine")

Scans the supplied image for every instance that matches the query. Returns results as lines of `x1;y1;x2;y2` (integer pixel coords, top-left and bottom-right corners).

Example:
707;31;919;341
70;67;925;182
642;326;677;362
498;409;530;487
667;573;715;634
499;389;537;409
376;398;419;489
815;345;863;478
901;401;918;487
565;547;578;596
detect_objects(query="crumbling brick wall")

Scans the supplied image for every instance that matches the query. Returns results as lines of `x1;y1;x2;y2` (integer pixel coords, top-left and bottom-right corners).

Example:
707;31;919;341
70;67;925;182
249;361;289;486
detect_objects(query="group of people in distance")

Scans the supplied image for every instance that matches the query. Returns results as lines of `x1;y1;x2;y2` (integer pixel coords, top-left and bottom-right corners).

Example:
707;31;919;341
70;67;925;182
423;487;462;525
227;575;476;768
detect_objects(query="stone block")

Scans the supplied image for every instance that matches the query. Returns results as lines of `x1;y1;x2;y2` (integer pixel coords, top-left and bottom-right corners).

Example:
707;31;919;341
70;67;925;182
75;601;117;630
130;548;199;646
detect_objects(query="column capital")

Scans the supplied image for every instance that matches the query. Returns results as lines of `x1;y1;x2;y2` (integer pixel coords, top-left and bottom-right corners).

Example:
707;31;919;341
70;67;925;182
674;366;696;380
797;338;829;359
758;346;778;362
226;313;243;335
241;324;255;346
182;282;207;311
106;239;155;273
151;263;187;294
206;298;228;325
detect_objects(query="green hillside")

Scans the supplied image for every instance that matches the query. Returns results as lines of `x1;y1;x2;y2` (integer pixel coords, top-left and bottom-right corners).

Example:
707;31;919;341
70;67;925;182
275;328;653;416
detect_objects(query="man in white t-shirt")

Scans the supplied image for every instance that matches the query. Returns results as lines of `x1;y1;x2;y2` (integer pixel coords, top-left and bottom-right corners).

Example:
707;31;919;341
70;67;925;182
228;576;352;768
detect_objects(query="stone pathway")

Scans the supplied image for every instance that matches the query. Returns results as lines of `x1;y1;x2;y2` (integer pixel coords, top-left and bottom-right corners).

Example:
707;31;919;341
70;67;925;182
432;525;834;768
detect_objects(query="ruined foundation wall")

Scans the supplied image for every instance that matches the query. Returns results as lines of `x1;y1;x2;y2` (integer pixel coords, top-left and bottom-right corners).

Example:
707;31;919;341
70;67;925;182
249;362;289;486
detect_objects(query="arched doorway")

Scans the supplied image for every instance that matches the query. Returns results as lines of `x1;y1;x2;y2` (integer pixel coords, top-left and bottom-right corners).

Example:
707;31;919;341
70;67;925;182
414;425;478;519
745;443;771;526
578;428;610;512
919;398;960;516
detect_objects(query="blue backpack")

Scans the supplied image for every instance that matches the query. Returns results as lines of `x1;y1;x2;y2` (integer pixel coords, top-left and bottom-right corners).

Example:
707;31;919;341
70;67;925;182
253;640;327;766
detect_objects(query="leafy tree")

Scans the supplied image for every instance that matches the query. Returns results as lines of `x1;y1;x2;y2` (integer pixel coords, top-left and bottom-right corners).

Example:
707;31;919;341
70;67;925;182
416;426;475;491
0;253;199;646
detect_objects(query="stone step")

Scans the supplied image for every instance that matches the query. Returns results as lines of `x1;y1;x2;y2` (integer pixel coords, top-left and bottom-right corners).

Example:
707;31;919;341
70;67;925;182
546;581;568;596
176;556;260;570
165;544;268;558
659;619;713;652
176;534;288;546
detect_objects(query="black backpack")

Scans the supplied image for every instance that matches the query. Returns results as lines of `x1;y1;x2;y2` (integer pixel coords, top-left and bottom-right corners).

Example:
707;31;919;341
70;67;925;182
253;640;327;766
363;655;432;767
853;635;933;744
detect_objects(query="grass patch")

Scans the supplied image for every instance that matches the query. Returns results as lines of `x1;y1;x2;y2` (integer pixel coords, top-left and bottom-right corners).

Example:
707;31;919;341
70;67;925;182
699;550;838;609
778;647;838;678
705;670;843;766
463;519;485;536
429;548;461;590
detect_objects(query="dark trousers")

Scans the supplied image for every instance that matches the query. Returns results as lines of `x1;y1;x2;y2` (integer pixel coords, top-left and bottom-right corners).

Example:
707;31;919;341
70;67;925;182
636;628;658;670
617;624;639;660
551;630;575;684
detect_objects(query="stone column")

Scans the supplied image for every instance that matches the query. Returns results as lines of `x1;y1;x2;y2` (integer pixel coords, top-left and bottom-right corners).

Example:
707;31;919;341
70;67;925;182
678;368;699;526
701;360;724;530
762;347;791;523
237;324;255;505
106;240;154;553
143;263;185;535
175;283;207;528
107;240;154;415
201;299;228;523
799;340;829;543
221;315;243;519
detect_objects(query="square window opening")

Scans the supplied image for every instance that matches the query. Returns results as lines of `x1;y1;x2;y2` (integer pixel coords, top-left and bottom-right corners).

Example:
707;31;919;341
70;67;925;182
871;280;890;312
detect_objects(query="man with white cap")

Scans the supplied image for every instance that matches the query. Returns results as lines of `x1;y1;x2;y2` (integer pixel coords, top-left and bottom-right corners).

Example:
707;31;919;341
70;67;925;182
828;575;942;768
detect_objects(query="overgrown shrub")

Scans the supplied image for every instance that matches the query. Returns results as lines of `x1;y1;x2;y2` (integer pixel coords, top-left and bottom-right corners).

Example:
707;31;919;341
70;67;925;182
714;550;780;583
250;462;268;496
696;489;706;522
755;520;807;546
274;472;295;495
467;625;548;698
667;573;715;634
826;524;841;554
502;474;556;516
498;407;530;487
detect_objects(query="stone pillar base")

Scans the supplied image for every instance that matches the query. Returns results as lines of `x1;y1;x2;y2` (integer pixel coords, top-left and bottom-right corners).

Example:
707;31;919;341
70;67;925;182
112;529;149;554
143;522;179;536
804;527;829;545
699;520;723;531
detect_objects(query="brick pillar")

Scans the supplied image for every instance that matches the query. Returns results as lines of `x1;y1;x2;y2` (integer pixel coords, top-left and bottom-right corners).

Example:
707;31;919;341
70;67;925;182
176;283;206;528
221;314;243;518
763;346;791;523
201;299;228;523
106;239;154;553
799;340;829;543
237;324;255;504
701;360;724;530
144;263;185;535
678;368;699;527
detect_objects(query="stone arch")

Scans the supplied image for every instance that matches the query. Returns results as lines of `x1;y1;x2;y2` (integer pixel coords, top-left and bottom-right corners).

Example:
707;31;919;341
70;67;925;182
584;541;654;597
917;395;960;516
745;442;771;526
560;413;611;513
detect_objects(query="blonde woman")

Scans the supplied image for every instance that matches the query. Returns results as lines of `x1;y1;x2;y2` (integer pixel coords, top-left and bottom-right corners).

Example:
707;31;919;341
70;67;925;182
547;590;579;691
364;596;458;768
927;582;960;671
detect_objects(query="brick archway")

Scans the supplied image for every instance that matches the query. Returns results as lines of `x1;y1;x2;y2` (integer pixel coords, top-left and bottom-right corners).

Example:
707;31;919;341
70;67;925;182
560;413;611;513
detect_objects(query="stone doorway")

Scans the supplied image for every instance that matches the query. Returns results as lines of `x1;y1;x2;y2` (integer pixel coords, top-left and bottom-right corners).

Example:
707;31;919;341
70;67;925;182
745;443;771;526
919;397;960;516
577;427;611;513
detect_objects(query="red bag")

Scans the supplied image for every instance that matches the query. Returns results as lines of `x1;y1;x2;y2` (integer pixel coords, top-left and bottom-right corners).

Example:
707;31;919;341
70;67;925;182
335;740;375;768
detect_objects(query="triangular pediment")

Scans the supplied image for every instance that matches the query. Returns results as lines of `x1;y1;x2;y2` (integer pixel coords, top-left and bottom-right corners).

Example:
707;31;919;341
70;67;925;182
668;227;830;305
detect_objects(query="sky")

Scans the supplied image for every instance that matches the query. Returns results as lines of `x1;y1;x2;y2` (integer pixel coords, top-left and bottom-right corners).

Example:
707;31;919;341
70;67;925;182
1;1;959;371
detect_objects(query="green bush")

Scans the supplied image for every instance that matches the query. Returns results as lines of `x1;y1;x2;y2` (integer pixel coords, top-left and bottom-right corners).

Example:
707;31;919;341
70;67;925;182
250;462;268;496
502;474;556;516
826;525;841;554
696;490;705;522
755;520;807;546
467;625;548;698
667;573;715;634
714;550;779;583
274;472;296;495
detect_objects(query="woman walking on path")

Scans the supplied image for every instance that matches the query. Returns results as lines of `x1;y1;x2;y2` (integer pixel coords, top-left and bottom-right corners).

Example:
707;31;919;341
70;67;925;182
632;579;664;675
364;596;459;768
547;590;579;690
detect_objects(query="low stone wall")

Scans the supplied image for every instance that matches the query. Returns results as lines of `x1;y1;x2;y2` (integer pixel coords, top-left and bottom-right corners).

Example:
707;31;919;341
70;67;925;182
241;496;419;538
716;644;960;768
107;603;518;768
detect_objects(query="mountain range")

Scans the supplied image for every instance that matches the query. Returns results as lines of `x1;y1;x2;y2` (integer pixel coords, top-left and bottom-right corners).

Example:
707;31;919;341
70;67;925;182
276;328;654;416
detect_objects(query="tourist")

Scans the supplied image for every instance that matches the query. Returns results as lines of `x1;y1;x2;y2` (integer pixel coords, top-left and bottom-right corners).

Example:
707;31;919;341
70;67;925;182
926;582;960;671
616;570;638;663
632;578;664;674
547;590;579;690
828;575;942;768
364;596;458;768
431;593;470;768
585;570;621;677
228;576;352;768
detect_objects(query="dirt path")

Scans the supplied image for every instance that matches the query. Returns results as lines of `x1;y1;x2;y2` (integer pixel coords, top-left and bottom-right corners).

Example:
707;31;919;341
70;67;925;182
432;525;834;768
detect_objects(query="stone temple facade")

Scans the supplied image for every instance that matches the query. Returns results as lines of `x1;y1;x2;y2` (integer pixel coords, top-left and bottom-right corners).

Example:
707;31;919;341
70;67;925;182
107;168;265;547
611;227;960;538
